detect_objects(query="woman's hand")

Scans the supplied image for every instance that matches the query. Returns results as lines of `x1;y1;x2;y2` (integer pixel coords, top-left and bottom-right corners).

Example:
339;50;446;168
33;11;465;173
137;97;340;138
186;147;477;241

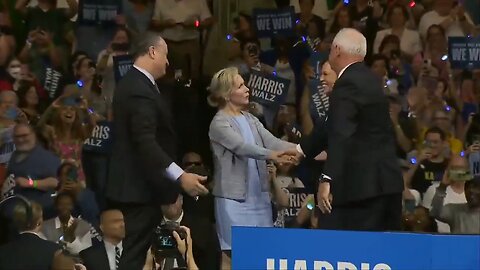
268;151;297;165
173;226;193;259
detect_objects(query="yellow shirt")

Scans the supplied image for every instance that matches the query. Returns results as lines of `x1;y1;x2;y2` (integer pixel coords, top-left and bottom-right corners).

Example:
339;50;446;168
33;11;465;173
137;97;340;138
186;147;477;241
419;127;463;155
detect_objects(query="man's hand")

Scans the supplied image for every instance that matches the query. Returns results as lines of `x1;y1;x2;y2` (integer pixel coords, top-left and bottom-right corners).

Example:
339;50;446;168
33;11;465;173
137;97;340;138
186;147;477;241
268;150;298;165
63;218;78;243
317;182;332;214
282;148;303;164
179;173;209;197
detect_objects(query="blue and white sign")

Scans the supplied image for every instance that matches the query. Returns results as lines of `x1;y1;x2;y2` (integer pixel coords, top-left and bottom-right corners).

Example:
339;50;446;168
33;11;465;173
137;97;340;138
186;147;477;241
78;0;121;25
448;37;480;69
232;227;480;270
253;7;296;38
83;121;113;154
247;70;290;108
113;55;133;82
309;79;329;122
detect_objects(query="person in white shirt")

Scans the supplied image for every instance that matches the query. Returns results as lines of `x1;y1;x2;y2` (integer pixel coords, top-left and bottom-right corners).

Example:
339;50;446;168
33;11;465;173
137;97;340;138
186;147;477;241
374;4;422;58
41;192;93;255
422;155;468;233
418;0;475;40
151;0;213;80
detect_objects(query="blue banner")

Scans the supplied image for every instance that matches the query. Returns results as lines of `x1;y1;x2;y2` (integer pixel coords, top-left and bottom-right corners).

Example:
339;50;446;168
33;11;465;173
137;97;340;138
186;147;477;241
253;7;296;38
43;67;63;99
78;0;121;25
309;79;329;122
113;55;133;82
470;152;480;177
247;70;290;108
448;37;480;69
232;227;480;270
83;121;113;154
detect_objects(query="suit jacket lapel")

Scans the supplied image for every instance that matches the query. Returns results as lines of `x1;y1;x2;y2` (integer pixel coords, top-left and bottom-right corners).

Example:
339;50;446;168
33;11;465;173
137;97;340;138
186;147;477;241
100;244;111;270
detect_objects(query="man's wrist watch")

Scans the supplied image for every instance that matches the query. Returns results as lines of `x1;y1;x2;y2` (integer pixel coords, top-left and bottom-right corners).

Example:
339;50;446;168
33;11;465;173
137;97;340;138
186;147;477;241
319;174;332;183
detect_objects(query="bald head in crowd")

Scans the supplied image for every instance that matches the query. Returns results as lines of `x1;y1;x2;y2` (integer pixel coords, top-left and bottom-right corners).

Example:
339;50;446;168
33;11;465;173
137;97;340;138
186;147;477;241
100;209;125;245
328;28;367;75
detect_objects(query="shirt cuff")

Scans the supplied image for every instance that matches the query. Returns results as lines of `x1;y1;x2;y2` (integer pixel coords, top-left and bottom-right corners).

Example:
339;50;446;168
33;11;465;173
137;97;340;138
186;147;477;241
319;173;332;183
165;162;184;181
296;144;305;157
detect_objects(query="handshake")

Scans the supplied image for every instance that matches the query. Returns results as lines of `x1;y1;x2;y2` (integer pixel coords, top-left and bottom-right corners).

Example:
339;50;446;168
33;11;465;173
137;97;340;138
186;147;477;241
268;149;303;165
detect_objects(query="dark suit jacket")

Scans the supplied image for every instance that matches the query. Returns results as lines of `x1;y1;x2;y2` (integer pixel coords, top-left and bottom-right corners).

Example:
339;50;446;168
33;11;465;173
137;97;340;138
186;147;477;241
79;242;110;270
299;116;328;160
180;213;221;270
0;233;60;270
323;62;403;205
107;67;179;204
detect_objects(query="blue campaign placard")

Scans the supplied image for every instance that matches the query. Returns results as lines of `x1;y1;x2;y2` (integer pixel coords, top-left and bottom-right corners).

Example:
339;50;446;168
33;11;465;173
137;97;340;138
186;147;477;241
448;37;480;69
78;0;121;25
113;55;134;82
232;227;480;270
253;7;296;38
246;70;290;108
83;121;113;154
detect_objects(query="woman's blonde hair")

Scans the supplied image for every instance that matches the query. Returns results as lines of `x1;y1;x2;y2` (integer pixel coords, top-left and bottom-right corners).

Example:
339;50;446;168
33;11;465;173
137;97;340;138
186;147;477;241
207;67;239;107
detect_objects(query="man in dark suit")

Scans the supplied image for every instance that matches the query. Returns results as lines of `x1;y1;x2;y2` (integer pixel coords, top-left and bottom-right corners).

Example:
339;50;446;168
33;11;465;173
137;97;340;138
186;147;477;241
315;28;403;230
106;31;209;270
0;201;61;270
160;194;221;270
80;209;125;270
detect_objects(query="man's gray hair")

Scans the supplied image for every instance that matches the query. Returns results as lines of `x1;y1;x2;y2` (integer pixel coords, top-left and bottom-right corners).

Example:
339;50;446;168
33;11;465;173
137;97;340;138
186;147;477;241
131;31;165;60
333;28;367;57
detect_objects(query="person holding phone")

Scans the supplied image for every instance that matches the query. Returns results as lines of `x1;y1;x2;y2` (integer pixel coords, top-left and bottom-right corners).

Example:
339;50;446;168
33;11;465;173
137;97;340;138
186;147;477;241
429;155;480;234
405;127;450;195
422;154;469;233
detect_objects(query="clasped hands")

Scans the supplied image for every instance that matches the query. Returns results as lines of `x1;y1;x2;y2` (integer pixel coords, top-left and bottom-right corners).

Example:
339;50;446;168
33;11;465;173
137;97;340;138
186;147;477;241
268;149;302;165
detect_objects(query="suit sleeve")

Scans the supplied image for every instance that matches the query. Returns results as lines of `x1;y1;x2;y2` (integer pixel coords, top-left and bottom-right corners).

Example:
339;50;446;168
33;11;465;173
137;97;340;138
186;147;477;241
323;83;359;182
299;117;328;159
128;94;175;181
209;116;272;159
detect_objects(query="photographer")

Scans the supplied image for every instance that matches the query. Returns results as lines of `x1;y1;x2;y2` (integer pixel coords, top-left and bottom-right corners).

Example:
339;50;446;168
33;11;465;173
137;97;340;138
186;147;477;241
143;226;198;270
430;156;480;234
233;38;274;77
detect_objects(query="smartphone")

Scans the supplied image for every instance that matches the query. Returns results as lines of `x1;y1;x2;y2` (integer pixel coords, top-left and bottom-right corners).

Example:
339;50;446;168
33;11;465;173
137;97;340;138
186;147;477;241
67;167;78;182
448;169;472;181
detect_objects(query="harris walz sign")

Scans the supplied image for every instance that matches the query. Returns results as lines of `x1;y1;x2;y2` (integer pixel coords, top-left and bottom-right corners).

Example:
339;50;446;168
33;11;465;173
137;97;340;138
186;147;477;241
83;121;113;154
246;70;290;108
78;0;121;25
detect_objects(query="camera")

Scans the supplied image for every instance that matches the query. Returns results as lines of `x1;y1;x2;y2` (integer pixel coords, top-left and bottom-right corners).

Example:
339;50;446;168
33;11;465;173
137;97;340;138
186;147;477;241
152;221;187;258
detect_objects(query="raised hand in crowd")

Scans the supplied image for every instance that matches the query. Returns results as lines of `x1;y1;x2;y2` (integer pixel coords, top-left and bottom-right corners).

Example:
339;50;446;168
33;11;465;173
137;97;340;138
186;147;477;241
62;218;79;243
173;226;199;270
179;172;209;197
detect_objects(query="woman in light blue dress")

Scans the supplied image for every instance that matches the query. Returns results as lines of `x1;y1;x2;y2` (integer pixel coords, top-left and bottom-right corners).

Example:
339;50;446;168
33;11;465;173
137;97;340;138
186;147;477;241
207;67;296;268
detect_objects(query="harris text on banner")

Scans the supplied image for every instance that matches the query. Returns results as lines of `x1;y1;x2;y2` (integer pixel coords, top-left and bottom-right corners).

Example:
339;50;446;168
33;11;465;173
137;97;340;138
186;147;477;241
247;70;290;108
448;37;480;69
232;227;480;270
253;7;296;38
83;121;113;155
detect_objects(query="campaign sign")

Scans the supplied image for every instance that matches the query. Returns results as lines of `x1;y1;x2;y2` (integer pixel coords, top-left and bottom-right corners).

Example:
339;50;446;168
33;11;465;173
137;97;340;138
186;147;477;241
232;227;480;270
113;55;134;82
78;0;121;25
247;70;290;108
448;37;480;69
83;121;113;154
470;152;480;177
309;79;329;122
253;7;296;38
284;187;310;226
44;68;62;99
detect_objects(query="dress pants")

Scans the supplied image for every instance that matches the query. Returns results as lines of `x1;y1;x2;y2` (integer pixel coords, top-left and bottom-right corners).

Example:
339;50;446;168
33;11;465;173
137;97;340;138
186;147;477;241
318;193;403;231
